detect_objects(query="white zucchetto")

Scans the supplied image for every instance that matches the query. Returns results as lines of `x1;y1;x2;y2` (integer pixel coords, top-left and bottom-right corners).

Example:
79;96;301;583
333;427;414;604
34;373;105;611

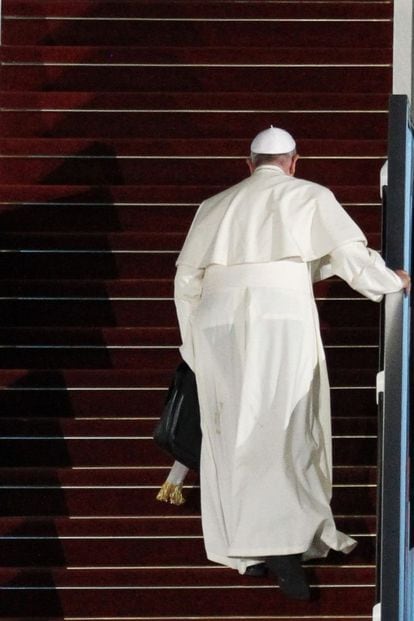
250;126;296;154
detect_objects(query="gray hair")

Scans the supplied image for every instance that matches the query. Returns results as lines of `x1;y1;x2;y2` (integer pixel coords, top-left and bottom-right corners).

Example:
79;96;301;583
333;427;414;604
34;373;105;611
250;149;296;168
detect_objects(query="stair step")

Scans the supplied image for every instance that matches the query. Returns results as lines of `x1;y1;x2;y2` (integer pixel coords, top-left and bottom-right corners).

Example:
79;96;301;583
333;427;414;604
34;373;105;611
0;417;377;436
2;14;391;49
0;256;384;288
0;346;181;368
0;109;388;139
0;563;376;587
0;45;392;65
2;0;392;20
0;296;379;329
0;138;388;162
0;183;383;204
0;516;376;539
0;407;378;470
0;278;375;300
0;298;178;325
0;617;378;621
0;437;378;468
0;232;381;251
0;232;185;250
0;251;179;280
0;386;378;419
0;465;376;487
0;157;385;190
0;324;378;345
0;346;378;370
0;482;377;517
0;91;391;113
0;367;379;388
0;582;376;618
0;202;197;233
0;326;179;344
0;204;380;234
0;299;380;329
0;280;176;298
0;66;391;94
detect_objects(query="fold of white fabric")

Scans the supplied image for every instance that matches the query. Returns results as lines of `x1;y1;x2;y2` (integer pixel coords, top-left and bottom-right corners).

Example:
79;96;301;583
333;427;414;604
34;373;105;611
190;260;357;569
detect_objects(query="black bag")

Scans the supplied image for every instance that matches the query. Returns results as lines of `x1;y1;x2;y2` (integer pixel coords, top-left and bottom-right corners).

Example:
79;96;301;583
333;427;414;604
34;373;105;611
153;361;201;470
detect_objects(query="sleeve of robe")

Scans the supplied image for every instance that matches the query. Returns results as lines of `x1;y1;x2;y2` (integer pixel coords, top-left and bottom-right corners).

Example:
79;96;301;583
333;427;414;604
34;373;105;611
303;188;403;301
174;264;205;370
326;241;403;302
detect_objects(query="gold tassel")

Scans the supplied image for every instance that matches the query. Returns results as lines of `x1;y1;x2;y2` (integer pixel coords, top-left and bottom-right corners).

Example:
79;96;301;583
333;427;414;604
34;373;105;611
156;481;186;505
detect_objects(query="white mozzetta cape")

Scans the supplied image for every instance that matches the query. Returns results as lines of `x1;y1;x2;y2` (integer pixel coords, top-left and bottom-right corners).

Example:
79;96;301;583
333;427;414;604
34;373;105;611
177;165;367;269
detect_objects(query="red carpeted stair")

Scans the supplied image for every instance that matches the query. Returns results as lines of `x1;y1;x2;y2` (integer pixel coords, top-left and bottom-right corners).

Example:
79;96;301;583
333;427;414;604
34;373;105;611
0;1;391;618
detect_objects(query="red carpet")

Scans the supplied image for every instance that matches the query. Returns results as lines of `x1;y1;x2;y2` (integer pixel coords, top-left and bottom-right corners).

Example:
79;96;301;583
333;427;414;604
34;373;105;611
0;0;391;617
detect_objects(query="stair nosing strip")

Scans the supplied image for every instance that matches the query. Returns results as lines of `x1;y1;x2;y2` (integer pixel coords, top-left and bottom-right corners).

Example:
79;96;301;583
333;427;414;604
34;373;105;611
1;61;392;67
0;155;387;159
0;202;380;206
0;435;377;439
0;484;377;490
0;344;378;348
0;108;389;113
0;386;376;391
3;16;393;22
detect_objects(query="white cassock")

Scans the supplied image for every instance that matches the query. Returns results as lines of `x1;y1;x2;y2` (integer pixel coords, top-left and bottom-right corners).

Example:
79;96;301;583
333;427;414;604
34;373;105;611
174;164;403;574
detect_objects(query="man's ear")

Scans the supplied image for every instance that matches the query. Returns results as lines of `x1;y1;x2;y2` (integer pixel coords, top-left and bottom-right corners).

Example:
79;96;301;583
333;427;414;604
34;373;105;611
246;158;255;175
289;154;299;176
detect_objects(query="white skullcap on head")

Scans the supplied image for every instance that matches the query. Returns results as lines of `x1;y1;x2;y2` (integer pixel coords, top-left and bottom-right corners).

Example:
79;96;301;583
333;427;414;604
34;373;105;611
250;126;296;154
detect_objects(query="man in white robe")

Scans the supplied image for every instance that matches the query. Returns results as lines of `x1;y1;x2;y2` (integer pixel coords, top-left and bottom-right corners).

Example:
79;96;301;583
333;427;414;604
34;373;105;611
173;127;410;599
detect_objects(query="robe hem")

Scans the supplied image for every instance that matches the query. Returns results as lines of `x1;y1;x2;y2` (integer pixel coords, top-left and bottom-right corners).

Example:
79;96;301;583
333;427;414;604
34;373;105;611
225;533;358;560
206;552;263;574
227;545;308;557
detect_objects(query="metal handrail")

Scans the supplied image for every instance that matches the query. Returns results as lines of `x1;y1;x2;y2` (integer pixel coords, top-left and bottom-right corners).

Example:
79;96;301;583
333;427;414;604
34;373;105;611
377;94;413;621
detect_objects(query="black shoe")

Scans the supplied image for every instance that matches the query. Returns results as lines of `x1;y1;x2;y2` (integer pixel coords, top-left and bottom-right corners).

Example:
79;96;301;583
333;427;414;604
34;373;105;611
266;555;310;600
245;563;268;577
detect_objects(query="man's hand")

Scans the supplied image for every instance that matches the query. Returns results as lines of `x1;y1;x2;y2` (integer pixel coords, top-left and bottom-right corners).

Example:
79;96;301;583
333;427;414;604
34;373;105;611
395;269;411;295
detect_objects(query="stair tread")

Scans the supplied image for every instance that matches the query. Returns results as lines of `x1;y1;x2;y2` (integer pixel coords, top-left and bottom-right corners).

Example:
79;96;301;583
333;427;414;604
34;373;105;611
0;281;175;298
0;45;392;64
0;158;385;191
0;391;379;420
0;202;381;225
0;417;377;435
2;12;392;51
0;465;376;485
0;91;390;111
0;367;379;386
0;564;376;587
0;297;382;331
0;277;369;296
0;137;388;158
0;585;377;618
0;184;384;203
0;491;377;519
1;109;387;140
0;325;378;346
0;231;184;249
0;230;380;250
0;347;378;368
1;65;391;93
3;0;392;20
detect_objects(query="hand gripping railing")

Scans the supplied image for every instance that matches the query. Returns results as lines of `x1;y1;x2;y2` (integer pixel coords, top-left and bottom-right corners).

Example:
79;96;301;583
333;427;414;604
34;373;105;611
375;95;413;621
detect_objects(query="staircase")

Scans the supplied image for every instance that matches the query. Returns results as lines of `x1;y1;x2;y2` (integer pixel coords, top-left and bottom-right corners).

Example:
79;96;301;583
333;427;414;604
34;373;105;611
0;1;391;618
